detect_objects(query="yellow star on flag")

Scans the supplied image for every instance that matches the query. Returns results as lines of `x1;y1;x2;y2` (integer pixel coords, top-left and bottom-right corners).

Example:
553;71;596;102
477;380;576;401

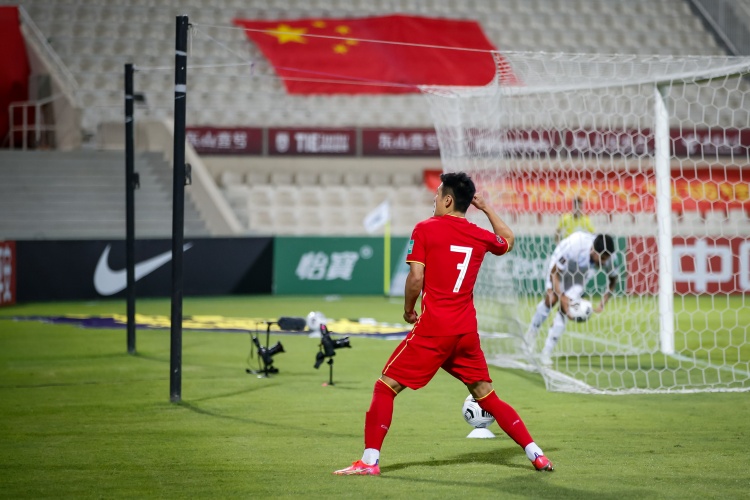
333;44;348;54
266;24;307;44
312;20;326;28
335;25;350;35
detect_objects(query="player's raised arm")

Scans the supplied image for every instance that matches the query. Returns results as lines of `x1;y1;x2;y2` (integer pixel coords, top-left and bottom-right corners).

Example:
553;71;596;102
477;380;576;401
471;193;514;251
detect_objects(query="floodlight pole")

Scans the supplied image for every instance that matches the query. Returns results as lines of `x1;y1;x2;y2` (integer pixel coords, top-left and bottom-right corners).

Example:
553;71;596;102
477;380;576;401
170;15;189;402
124;62;137;355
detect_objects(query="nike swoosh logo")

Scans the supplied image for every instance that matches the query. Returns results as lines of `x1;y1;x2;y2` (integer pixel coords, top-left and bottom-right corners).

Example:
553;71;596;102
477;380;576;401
93;243;193;296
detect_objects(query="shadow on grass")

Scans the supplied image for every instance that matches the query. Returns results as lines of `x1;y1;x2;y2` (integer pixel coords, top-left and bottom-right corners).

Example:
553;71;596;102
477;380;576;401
381;449;653;499
177;400;361;439
132;352;169;364
382;447;529;473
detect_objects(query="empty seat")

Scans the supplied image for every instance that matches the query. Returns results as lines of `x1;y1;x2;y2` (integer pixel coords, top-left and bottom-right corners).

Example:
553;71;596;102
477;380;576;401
367;171;391;186
269;171;294;185
218;170;243;187
297;210;325;235
319;171;343;186
293;171;319;186
391;171;417;186
319;206;350;235
273;207;299;234
248;207;274;232
248;185;273;206
297;186;324;207
245;171;269;186
345;186;373;206
272;185;301;208
323;186;347;206
370;186;394;206
394;186;423;206
343;171;367;186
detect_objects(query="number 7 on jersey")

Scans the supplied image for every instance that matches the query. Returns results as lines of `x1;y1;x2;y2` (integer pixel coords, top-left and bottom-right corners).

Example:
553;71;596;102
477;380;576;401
450;245;473;293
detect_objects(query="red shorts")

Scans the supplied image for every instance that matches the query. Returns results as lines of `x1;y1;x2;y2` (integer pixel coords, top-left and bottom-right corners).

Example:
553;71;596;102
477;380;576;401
382;331;492;390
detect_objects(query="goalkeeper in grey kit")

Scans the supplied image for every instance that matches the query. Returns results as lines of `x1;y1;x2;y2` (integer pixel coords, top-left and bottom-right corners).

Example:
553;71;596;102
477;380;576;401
524;232;619;365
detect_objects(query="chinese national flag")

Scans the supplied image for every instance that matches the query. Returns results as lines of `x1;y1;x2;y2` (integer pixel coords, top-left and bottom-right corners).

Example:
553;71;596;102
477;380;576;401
233;15;510;94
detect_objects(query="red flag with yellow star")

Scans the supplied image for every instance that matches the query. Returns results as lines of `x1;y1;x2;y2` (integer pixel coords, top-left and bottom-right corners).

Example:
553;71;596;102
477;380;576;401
233;15;509;94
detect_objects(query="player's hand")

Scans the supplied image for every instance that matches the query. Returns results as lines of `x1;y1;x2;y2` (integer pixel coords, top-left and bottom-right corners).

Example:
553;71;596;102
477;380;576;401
471;193;488;211
403;310;418;324
594;302;605;313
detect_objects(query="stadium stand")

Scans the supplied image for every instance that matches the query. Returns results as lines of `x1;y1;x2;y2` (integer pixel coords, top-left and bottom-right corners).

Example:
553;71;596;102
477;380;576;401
4;0;749;238
0;150;210;239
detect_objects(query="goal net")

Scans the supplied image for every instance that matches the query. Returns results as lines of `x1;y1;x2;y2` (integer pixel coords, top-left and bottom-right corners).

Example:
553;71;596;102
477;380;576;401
422;52;750;394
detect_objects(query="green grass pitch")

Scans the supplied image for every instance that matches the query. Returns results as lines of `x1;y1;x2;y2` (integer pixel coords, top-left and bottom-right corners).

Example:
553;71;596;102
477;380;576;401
1;295;748;499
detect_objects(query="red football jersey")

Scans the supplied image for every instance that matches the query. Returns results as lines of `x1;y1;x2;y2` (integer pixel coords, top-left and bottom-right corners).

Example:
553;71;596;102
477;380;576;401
406;214;509;336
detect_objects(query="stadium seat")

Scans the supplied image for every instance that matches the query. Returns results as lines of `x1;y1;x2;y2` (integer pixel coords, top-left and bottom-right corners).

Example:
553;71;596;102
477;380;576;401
273;207;299;234
319;171;344;186
322;186;347;207
293;171;319;186
245;171;269;186
248;185;273;206
366;171;391;186
344;186;373;207
319;207;349;235
343;171;368;186
269;171;294;185
218;170;243;187
298;186;324;207
370;186;393;205
272;185;301;208
391;171;418;186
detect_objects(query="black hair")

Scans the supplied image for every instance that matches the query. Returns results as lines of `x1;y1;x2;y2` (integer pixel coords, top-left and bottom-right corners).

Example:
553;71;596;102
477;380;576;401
439;172;476;213
593;234;616;256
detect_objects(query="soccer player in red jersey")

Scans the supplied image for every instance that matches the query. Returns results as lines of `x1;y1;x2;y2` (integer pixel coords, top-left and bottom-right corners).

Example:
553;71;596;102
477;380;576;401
333;172;553;476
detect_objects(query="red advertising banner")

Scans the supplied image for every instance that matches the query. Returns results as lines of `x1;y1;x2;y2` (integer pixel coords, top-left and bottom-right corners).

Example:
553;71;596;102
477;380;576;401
0;241;16;306
268;128;356;155
483;167;748;213
186;127;263;155
628;236;750;295
361;128;439;156
183;127;750;158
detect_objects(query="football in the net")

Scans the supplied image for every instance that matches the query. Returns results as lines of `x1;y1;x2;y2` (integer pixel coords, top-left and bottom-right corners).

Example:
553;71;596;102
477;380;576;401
462;395;495;428
569;299;594;322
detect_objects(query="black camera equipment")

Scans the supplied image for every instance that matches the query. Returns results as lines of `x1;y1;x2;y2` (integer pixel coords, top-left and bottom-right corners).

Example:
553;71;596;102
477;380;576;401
251;335;284;375
247;317;306;378
313;324;352;386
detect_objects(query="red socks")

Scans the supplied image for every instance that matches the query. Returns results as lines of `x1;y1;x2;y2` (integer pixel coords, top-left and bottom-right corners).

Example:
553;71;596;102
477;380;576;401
476;390;534;449
364;379;397;451
362;382;533;454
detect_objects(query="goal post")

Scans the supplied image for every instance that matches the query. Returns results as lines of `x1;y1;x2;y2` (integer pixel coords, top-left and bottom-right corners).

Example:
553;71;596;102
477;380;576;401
421;51;750;394
654;85;674;356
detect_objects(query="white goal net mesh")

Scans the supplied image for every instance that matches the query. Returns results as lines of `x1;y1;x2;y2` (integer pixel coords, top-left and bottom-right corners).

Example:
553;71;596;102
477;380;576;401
422;52;750;394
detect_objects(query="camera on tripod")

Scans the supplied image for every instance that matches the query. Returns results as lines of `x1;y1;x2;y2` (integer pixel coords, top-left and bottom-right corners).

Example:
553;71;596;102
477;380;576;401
251;335;284;374
314;324;351;369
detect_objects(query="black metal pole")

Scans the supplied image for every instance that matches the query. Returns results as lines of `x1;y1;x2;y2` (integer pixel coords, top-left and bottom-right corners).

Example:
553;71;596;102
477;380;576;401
125;63;136;355
170;15;189;403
